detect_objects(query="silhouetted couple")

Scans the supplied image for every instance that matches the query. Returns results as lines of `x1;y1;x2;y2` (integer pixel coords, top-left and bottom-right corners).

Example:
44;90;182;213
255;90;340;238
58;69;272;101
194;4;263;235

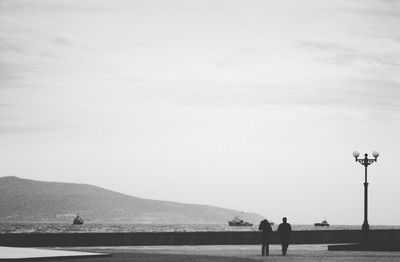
258;217;292;256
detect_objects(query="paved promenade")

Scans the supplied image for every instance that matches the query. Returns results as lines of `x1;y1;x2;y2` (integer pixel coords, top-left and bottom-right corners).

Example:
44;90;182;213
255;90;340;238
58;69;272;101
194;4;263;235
2;245;400;261
0;246;110;260
58;245;400;261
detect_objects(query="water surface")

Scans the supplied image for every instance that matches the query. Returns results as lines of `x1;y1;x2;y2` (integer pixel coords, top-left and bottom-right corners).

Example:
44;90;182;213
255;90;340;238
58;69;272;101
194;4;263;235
1;223;399;234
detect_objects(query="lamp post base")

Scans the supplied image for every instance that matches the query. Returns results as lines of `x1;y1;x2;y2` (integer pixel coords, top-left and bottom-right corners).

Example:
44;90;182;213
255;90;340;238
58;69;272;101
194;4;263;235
362;223;369;244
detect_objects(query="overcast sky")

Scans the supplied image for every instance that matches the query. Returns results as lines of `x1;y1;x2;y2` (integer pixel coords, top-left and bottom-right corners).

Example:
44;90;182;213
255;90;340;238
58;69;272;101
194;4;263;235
1;0;400;225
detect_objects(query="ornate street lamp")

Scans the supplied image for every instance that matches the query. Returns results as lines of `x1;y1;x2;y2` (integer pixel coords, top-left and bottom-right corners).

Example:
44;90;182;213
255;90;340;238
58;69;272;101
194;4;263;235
352;150;379;243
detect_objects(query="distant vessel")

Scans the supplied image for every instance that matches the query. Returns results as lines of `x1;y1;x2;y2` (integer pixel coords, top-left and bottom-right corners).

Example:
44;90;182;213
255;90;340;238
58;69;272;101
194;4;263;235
269;221;274;226
73;214;84;225
228;216;253;226
314;220;329;227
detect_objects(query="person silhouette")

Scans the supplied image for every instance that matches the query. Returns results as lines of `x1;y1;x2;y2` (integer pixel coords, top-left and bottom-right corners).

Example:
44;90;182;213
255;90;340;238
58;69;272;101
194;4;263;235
258;219;272;256
277;217;292;255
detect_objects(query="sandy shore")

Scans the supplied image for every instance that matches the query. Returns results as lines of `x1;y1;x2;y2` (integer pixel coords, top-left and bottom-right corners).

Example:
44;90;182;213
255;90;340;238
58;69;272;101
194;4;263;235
38;245;400;262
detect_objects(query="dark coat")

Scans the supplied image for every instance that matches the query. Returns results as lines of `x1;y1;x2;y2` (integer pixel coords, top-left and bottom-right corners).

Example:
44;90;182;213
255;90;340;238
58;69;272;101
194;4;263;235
258;219;272;242
277;222;292;241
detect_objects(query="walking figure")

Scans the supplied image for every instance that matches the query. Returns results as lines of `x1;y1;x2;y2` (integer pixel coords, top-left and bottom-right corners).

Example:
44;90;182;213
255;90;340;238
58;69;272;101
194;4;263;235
258;219;272;256
277;217;292;255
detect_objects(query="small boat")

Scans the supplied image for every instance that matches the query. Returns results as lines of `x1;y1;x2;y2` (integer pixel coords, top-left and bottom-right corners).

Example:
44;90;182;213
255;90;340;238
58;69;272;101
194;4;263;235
73;214;84;225
228;216;253;226
314;220;329;227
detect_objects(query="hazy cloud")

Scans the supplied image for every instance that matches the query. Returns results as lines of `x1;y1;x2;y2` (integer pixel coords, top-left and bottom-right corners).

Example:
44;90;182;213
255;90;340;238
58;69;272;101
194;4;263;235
52;33;80;47
1;0;400;224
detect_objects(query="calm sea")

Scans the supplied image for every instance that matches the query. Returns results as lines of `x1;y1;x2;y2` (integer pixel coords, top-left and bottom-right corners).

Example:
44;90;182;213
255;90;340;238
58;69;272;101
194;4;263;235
1;223;399;234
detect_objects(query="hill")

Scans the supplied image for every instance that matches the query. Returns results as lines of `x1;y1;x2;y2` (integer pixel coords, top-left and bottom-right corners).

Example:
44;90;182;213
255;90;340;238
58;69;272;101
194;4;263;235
0;176;263;224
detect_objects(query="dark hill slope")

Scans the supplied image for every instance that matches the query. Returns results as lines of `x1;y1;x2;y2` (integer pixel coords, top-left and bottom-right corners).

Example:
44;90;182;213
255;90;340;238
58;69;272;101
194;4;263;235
0;176;263;224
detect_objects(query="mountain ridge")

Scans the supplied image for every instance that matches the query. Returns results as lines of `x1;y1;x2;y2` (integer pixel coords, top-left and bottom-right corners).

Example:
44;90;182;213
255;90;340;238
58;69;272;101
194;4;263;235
0;176;264;224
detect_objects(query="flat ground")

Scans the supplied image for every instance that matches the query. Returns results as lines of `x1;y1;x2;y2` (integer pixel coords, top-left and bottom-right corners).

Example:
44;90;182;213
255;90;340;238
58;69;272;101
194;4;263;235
44;245;400;262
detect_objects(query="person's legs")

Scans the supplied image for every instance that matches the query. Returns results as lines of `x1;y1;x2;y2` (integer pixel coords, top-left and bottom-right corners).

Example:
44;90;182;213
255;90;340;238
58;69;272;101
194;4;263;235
265;243;269;256
282;241;289;255
261;243;266;256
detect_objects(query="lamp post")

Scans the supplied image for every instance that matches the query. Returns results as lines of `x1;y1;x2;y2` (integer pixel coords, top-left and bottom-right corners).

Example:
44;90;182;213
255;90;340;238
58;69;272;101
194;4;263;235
352;150;379;243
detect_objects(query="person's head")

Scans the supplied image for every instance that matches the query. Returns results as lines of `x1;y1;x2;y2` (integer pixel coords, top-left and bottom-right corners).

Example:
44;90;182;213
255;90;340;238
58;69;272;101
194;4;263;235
282;217;287;223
